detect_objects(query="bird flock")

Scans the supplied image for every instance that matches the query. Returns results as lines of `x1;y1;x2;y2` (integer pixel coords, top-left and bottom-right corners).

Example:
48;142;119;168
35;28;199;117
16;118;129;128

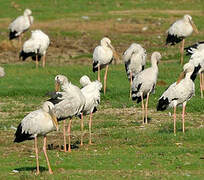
1;9;202;175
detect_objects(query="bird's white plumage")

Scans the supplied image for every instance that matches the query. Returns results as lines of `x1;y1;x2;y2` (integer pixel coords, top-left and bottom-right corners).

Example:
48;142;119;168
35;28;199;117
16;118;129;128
123;43;146;80
80;75;102;115
53;75;86;119
20;101;57;138
167;15;194;37
93;37;114;69
9;9;34;37
22;30;50;55
132;52;161;98
0;67;5;77
159;63;195;108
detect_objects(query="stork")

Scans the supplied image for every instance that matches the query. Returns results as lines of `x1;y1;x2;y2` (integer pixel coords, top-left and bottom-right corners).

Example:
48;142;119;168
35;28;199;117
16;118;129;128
14;101;58;175
19;30;50;68
132;52;161;124
9;9;34;47
92;37;119;94
166;14;198;65
157;63;200;134
80;75;102;144
48;75;85;152
123;43;146;97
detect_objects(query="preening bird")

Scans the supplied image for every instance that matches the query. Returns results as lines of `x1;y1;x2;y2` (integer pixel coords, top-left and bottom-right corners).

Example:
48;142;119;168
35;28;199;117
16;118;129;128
157;63;200;134
185;45;204;98
9;9;34;46
123;43;146;97
48;75;85;152
166;14;198;64
14;101;58;175
19;30;50;68
0;67;5;77
80;75;102;145
92;37;119;94
132;52;161;124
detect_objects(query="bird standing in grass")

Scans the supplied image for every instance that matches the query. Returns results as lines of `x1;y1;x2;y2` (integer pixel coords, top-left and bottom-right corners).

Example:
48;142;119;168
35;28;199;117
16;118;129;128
19;30;50;68
123;43;146;98
14;101;58;175
49;75;85;152
132;52;161;124
166;14;198;65
157;63;200;134
92;37;119;94
9;9;34;47
185;42;204;98
80;75;102;145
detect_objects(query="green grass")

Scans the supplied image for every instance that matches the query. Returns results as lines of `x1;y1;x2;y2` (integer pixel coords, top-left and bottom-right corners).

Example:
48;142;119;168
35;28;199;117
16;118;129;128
0;0;204;179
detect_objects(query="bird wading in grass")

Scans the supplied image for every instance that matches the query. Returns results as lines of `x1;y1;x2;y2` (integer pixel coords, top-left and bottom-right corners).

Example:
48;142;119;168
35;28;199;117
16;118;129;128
14;101;58;175
123;43;147;98
19;30;50;68
92;37;120;95
9;9;34;48
165;14;198;65
48;75;85;152
157;63;200;134
132;52;161;124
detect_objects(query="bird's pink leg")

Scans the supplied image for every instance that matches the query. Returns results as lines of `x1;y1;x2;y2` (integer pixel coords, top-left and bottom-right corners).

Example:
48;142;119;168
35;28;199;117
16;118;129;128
173;106;177;134
18;34;22;50
145;92;150;124
80;113;84;146
42;55;46;68
98;64;100;81
36;54;39;68
67;119;72;152
182;102;186;134
180;39;185;65
141;93;145;124
129;72;132;98
89;112;93;145
104;65;109;95
43;136;53;174
200;73;203;98
34;136;40;175
63;120;67;152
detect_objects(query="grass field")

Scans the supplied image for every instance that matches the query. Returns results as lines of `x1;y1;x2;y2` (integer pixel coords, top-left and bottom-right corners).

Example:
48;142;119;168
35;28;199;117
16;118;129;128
0;0;204;179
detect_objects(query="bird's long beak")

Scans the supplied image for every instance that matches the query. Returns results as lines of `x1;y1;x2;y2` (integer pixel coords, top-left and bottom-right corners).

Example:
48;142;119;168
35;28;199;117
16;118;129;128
189;19;199;34
28;15;32;26
107;43;120;65
55;82;60;92
49;110;59;131
176;71;186;84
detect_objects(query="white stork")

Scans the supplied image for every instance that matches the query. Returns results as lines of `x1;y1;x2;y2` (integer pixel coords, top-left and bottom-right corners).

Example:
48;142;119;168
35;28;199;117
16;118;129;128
0;67;5;77
132;52;161;124
80;75;102;145
92;37;119;94
14;101;58;175
157;63;200;134
48;75;85;152
9;9;34;47
19;30;50;68
185;44;204;98
166;14;198;64
123;43;146;97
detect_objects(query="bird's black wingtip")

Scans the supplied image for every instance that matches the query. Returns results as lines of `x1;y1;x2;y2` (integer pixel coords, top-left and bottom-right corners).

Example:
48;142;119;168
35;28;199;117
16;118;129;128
14;123;33;143
156;97;169;111
9;30;18;40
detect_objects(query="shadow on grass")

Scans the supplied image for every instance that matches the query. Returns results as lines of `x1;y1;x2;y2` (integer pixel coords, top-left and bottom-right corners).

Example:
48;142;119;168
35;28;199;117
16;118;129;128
14;166;46;172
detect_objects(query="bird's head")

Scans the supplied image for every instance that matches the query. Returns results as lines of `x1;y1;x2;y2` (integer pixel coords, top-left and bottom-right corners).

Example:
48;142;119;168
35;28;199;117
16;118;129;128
24;9;32;16
80;75;91;87
151;51;162;65
184;14;198;34
55;75;69;92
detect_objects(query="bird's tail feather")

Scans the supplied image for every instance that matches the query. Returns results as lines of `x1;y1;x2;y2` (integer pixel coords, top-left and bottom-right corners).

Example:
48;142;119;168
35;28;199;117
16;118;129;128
157;97;169;111
14;123;33;143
